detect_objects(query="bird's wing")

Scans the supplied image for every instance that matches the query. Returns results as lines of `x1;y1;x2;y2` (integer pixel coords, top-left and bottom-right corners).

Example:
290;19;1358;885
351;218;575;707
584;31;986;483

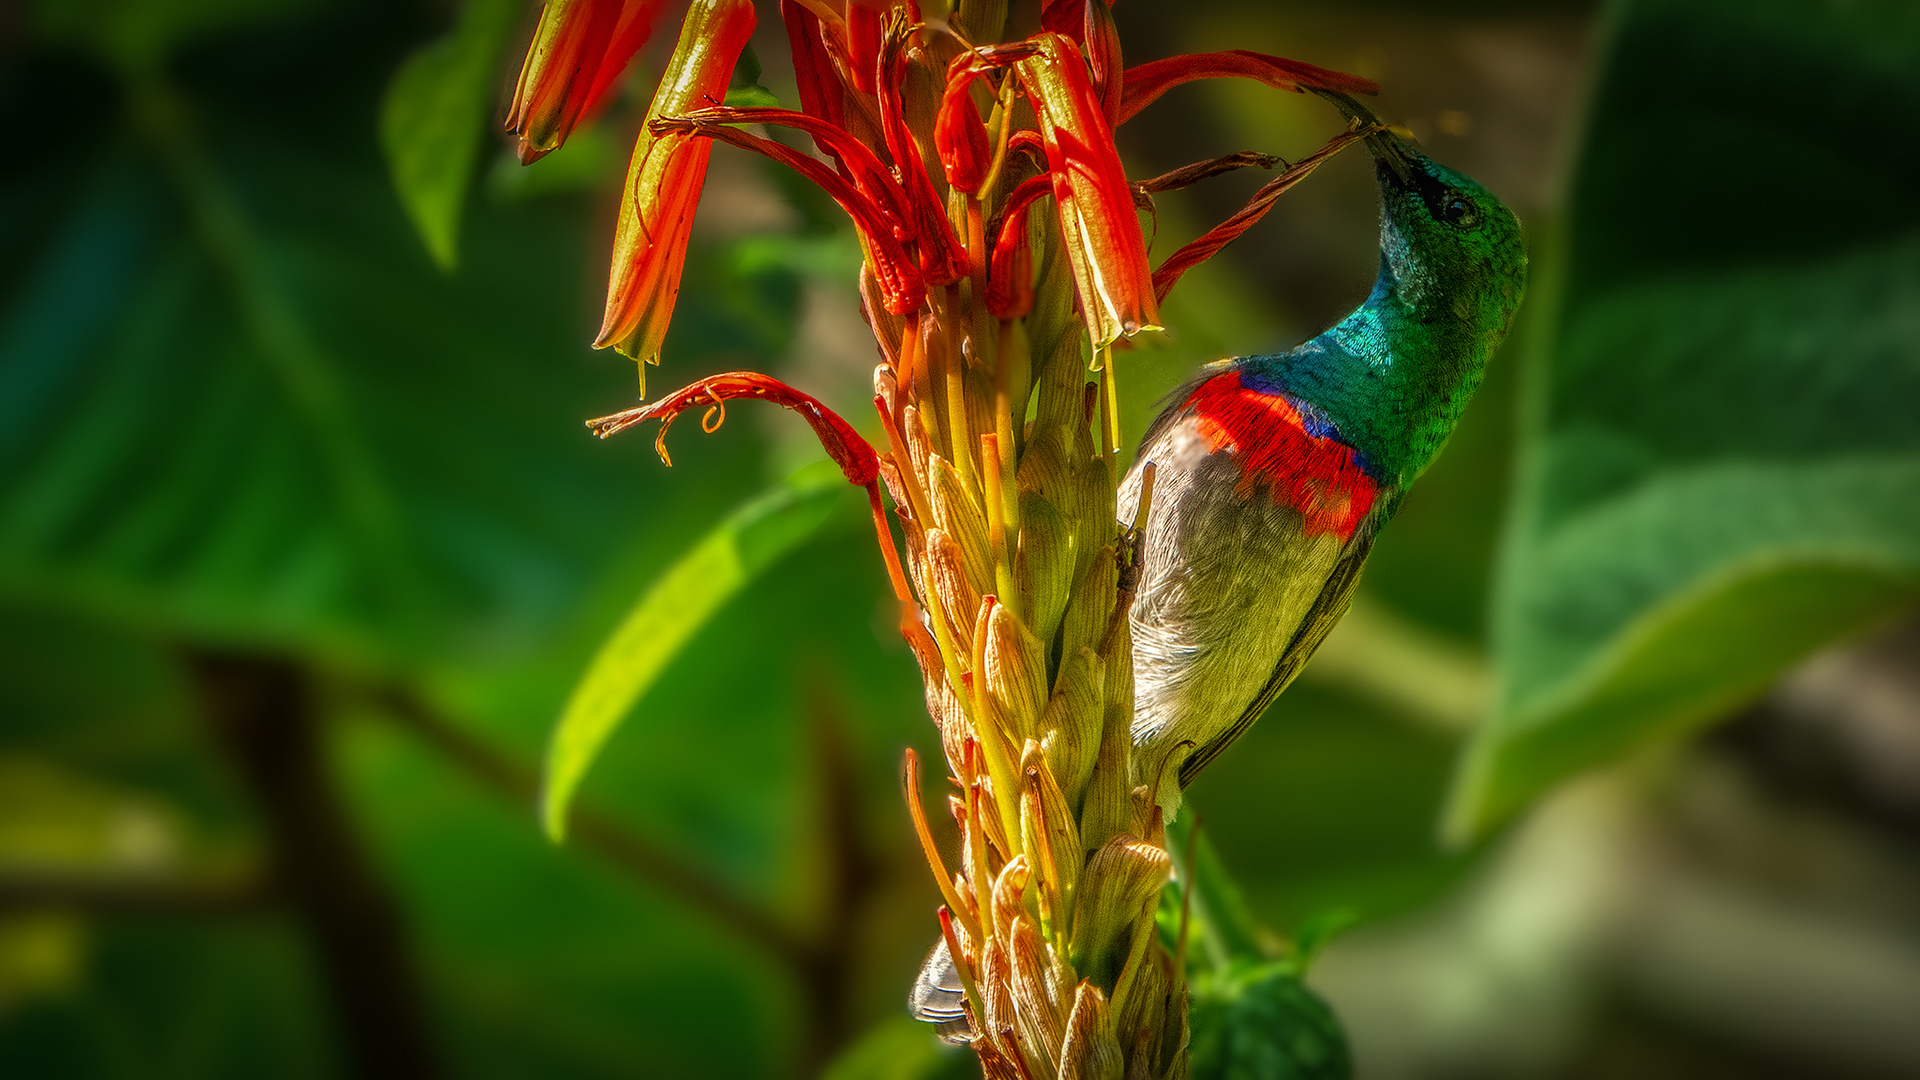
1175;524;1377;789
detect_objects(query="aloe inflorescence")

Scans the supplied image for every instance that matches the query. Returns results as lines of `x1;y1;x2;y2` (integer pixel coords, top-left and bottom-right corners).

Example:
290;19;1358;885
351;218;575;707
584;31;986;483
513;1;1374;1074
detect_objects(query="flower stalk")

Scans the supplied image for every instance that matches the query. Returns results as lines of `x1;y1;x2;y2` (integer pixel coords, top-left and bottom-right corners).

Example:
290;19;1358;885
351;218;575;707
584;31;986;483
515;1;1376;1073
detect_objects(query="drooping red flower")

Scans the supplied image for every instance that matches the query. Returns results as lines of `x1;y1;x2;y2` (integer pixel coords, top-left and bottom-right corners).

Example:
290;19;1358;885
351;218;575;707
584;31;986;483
507;0;668;165
592;0;756;390
1007;31;1161;349
514;0;1381;394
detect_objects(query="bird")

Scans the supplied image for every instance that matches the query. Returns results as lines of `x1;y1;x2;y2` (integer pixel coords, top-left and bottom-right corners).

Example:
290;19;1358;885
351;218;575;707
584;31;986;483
912;93;1527;1033
1123;93;1527;817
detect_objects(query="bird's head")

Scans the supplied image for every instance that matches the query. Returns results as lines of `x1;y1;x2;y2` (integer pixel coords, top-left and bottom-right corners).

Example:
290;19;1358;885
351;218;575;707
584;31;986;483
1315;90;1527;316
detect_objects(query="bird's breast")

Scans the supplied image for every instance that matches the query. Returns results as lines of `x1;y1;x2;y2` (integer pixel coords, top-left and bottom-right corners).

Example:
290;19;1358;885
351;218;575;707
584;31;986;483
1118;372;1381;802
1178;371;1381;541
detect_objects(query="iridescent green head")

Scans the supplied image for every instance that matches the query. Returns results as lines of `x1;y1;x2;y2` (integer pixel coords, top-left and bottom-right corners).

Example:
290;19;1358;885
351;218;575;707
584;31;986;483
1366;127;1527;324
1250;90;1528;487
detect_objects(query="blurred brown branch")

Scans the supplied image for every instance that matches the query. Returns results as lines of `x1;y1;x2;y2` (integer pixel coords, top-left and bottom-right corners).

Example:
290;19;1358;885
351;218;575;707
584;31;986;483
187;650;444;1080
0;867;271;916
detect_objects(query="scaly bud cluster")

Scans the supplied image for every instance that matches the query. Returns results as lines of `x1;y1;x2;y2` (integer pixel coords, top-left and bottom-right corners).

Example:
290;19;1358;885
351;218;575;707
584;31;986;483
513;0;1376;1074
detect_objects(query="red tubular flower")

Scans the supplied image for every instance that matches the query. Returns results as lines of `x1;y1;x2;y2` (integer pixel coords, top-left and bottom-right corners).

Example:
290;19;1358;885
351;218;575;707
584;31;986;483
685;105;917;229
594;0;756;390
878;27;971;287
1119;50;1379;124
781;0;848;142
655;112;928;315
846;0;884;94
587;370;916;605
1011;32;1161;349
1041;0;1123;126
935;62;992;195
587;371;878;487
987;176;1054;319
508;0;668;165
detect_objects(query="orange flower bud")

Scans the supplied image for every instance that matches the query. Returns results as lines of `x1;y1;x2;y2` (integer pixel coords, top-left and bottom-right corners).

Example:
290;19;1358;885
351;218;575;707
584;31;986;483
594;0;756;387
507;0;667;165
987;176;1052;320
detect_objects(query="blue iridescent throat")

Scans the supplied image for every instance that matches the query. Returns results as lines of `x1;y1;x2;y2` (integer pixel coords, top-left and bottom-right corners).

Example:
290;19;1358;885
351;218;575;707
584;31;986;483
1238;254;1406;486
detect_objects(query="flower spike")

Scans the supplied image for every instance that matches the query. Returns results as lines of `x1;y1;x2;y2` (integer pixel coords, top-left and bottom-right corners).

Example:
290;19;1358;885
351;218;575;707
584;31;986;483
556;2;1380;1070
594;0;757;391
508;0;668;165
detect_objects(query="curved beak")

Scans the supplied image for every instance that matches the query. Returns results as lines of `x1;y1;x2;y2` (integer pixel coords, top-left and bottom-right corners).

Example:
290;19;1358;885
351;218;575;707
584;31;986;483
1308;87;1419;187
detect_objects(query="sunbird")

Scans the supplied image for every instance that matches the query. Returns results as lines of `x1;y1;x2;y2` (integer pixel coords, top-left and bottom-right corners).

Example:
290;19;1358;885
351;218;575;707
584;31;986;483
1124;92;1527;815
913;93;1525;1033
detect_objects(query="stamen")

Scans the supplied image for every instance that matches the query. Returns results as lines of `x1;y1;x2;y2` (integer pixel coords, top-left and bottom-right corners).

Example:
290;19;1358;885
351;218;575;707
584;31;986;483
906;748;982;940
867;481;916;605
939;906;987;1038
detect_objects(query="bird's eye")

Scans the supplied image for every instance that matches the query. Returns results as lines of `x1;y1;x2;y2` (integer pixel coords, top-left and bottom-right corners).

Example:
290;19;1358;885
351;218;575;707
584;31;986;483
1441;196;1478;228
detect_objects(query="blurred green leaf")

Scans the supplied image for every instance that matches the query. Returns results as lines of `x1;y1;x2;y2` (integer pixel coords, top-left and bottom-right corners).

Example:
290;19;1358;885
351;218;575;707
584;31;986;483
0;914;84;1016
380;0;524;269
820;1016;971;1080
0;920;338;1078
542;461;860;841
1164;816;1267;968
0;755;186;874
0;11;800;666
1447;0;1920;840
30;0;315;70
1188;959;1350;1080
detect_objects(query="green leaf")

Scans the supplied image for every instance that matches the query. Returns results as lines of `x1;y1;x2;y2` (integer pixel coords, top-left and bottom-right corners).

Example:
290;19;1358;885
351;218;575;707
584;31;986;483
820;1017;972;1080
29;0;315;71
1187;960;1351;1080
379;0;523;269
541;462;858;841
1446;0;1920;840
0;23;806;665
1164;815;1267;968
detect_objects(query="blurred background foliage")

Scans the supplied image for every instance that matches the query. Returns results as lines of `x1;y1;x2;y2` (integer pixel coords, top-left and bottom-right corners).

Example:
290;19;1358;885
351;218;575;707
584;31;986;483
2;0;1918;1078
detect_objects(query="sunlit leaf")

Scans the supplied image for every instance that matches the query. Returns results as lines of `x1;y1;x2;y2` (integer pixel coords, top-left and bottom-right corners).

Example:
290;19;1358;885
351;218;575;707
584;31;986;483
1445;0;1920;841
541;461;859;841
380;0;523;269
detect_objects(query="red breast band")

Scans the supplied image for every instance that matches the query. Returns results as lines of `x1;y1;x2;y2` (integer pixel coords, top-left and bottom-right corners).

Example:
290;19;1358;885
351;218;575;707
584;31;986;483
1184;372;1378;540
